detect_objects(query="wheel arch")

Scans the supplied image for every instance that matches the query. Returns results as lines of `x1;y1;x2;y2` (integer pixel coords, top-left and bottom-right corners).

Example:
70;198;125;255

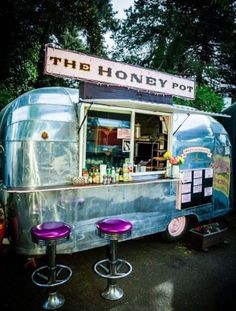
161;213;199;242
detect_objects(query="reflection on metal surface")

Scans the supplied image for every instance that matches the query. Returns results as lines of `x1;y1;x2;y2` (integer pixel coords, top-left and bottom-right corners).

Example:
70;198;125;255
0;87;232;255
0;87;79;188
5;181;177;255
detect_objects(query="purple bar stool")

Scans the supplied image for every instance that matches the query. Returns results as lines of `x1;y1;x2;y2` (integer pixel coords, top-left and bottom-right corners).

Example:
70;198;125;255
31;221;72;310
94;218;133;300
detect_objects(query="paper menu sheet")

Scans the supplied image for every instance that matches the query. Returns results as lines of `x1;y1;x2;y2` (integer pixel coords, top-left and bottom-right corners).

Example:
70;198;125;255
193;185;202;193
194;170;202;178
181;193;191;203
182;170;192;183
181;183;191;194
204;187;213;196
205;168;213;178
193;178;202;186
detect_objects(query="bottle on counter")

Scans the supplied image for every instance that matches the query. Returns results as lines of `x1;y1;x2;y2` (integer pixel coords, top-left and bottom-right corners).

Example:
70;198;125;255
115;167;120;183
95;167;100;184
100;164;107;183
82;168;89;184
128;163;133;182
92;169;97;184
123;163;129;182
106;165;111;176
88;170;93;184
111;167;116;183
119;167;124;182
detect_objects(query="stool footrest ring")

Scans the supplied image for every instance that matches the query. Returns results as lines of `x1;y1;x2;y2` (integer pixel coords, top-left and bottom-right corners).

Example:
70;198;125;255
94;258;132;279
32;264;72;288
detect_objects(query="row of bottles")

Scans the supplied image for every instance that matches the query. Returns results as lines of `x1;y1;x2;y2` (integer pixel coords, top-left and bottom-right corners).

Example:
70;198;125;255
82;163;133;185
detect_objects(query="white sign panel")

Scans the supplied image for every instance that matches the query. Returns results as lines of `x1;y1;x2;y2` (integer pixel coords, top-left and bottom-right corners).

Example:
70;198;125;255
193;178;202;186
205;168;213;178
122;139;131;152
194;170;203;178
193;185;202;193
182;147;212;158
181;183;191;194
182;170;192;183
182;193;191;203
44;45;195;99
204;187;213;197
117;128;131;139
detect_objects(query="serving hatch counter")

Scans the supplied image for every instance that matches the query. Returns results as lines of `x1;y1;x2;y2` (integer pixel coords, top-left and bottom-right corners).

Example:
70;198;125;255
6;175;181;193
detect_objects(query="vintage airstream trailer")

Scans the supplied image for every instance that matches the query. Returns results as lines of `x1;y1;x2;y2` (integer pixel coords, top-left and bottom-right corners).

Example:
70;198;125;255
0;86;232;255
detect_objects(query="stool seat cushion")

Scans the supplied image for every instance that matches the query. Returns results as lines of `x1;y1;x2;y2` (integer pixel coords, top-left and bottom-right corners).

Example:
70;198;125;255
31;221;71;241
96;218;133;235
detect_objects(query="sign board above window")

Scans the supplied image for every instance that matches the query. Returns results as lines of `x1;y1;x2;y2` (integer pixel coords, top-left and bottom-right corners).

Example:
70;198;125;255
44;45;196;100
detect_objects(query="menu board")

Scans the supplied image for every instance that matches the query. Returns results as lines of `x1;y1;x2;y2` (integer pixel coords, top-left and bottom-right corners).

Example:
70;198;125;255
181;168;213;208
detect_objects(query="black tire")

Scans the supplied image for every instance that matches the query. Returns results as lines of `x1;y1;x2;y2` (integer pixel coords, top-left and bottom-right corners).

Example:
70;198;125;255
161;216;189;242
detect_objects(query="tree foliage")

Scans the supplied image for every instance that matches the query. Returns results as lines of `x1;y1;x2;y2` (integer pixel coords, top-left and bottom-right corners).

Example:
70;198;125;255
0;0;116;105
174;85;224;112
112;0;236;104
0;0;235;112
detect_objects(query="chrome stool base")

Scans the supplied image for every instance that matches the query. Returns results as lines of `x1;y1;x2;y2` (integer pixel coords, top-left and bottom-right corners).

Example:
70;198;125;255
30;222;72;310
43;292;65;310
101;284;123;301
94;218;133;301
94;257;132;300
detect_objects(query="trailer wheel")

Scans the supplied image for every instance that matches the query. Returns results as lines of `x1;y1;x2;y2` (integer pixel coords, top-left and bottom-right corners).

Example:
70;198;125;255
162;216;189;242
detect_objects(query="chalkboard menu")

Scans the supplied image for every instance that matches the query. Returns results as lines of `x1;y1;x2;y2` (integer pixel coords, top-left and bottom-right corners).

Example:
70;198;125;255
181;168;213;209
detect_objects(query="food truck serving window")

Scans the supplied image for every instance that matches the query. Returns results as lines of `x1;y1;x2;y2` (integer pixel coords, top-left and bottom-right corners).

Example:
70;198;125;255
84;107;170;180
134;113;169;171
86;110;131;170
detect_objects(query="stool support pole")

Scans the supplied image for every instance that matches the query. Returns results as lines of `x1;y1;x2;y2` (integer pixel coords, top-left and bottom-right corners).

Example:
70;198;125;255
94;218;133;301
31;222;72;310
45;241;65;310
102;239;124;300
109;240;117;286
47;242;57;284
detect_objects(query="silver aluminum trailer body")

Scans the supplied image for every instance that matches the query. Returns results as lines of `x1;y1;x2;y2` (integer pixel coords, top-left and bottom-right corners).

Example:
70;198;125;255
0;87;231;255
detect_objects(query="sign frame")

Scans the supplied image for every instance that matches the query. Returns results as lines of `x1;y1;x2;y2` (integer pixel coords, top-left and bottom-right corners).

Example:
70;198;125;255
44;45;196;100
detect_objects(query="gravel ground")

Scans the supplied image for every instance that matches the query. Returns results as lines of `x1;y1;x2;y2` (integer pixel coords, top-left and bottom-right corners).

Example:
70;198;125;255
0;213;236;311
